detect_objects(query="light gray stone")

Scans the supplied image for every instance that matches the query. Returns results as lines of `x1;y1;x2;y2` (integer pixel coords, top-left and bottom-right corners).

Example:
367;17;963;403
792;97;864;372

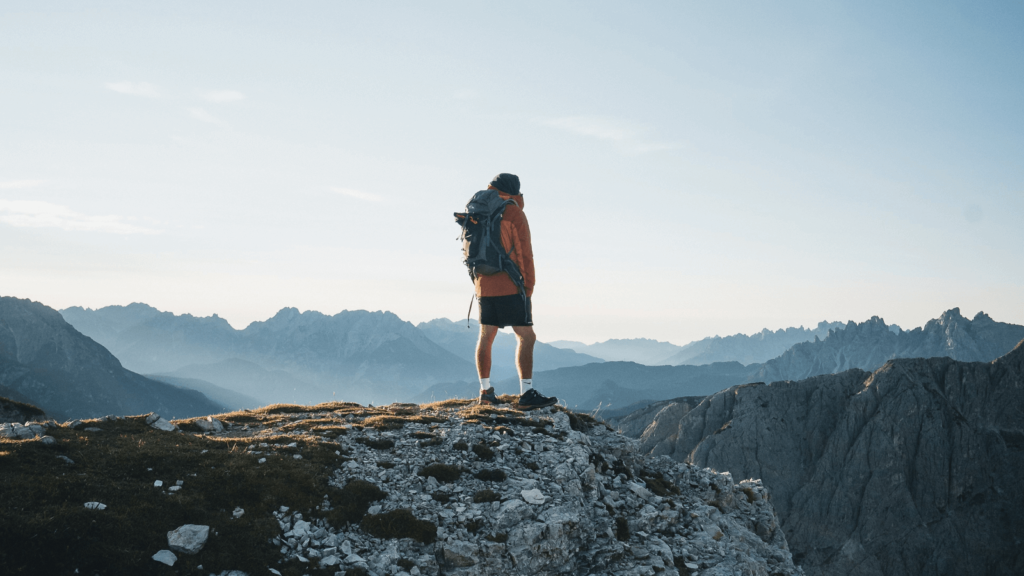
152;549;177;566
167;524;209;554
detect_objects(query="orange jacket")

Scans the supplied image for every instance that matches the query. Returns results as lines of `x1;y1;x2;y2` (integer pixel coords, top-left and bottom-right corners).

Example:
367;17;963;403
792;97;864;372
474;189;535;298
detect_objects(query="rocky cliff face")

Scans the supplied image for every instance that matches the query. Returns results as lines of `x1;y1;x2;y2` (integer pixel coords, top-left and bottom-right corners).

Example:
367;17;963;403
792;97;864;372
627;340;1024;576
0;297;223;420
754;308;1024;384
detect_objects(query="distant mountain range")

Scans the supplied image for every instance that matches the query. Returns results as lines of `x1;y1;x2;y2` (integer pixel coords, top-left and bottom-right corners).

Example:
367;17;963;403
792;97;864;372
0;297;223;420
430;308;1024;413
615;341;1024;576
61;304;474;406
549;320;855;366
60;304;603;407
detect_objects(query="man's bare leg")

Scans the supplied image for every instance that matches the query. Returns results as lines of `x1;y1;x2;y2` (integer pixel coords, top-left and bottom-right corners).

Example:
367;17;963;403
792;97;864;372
511;324;556;408
476;325;501;404
476;324;499;379
511;325;536;380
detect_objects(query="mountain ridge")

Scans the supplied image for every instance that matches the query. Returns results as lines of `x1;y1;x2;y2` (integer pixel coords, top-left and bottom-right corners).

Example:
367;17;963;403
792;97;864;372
0;296;224;420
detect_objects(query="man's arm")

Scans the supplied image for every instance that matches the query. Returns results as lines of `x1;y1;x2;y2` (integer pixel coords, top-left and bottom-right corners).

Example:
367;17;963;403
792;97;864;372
510;210;535;297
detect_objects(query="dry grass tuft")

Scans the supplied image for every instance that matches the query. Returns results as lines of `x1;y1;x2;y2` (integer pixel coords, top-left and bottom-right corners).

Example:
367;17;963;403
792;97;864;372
418;463;462;483
420;398;474;411
474;469;507;482
471;443;495;460
324;479;386;526
354;437;395;450
472;489;501;503
360;509;436;543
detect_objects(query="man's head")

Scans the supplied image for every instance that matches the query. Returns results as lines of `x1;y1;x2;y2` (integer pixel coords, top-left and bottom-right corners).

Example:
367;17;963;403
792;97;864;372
489;173;520;196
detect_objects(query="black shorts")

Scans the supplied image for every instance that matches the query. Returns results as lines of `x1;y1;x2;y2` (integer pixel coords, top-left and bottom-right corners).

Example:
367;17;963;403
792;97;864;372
479;295;532;328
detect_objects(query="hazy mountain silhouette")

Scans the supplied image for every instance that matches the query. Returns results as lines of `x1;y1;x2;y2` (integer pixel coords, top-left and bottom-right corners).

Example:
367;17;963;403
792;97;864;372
664;321;849;366
548;338;685;365
61;304;476;405
1;297;223;420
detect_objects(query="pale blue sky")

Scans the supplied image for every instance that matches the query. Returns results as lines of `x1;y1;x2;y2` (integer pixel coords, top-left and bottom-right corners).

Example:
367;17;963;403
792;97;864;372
2;1;1022;344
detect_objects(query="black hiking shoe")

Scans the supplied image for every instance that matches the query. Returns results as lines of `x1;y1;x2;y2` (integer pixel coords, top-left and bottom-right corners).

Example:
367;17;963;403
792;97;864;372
516;389;557;410
478;387;503;406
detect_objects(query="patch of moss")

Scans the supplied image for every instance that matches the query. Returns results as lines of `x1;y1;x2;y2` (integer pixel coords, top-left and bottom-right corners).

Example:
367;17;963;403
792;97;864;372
360;508;437;543
473;489;501;503
324;479;387;526
397;558;416;571
474;469;507;482
344;567;370;576
377;461;396;469
525;462;540;472
355;437;395;450
419;463;461;483
431;492;451;503
453;441;469;451
615;516;631;541
471;443;495;460
465;519;484;533
485;532;508;543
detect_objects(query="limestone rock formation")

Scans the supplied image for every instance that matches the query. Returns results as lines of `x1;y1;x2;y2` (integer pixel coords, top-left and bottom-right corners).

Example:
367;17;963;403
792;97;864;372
630;340;1024;576
754;308;1024;384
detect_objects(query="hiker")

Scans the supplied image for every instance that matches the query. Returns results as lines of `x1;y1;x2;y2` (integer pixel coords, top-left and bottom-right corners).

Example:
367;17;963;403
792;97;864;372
470;173;557;410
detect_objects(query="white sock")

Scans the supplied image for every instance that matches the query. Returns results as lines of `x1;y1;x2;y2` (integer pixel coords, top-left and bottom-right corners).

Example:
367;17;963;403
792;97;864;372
520;379;533;394
479;377;490;392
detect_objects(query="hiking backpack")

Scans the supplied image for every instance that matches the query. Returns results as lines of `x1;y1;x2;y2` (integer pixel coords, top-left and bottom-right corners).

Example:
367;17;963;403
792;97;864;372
454;189;527;295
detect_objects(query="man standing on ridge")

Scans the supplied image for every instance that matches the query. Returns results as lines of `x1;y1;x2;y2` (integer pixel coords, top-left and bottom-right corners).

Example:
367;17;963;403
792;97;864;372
475;173;558;410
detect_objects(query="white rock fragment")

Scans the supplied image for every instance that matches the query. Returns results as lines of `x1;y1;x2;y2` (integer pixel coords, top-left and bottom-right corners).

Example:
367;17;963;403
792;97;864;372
521;488;547;505
293;454;303;460
168;486;181;492
195;417;225;433
154;480;163;487
320;554;341;567
167;524;210;554
258;458;267;464
232;507;245;519
152;549;177;566
57;455;75;465
145;414;160;425
345;553;366;564
84;502;107;510
38;435;56;446
150;417;176;432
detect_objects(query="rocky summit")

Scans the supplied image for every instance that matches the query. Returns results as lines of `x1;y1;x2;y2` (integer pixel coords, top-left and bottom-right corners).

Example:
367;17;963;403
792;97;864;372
0;397;801;576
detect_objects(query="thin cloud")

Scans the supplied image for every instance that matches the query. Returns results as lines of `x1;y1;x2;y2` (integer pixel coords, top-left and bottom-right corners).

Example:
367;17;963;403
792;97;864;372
453;89;478;101
202;90;245;103
187;107;227;126
541;115;679;154
0;200;158;234
330;187;382;202
0;180;45;190
105;81;161;98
